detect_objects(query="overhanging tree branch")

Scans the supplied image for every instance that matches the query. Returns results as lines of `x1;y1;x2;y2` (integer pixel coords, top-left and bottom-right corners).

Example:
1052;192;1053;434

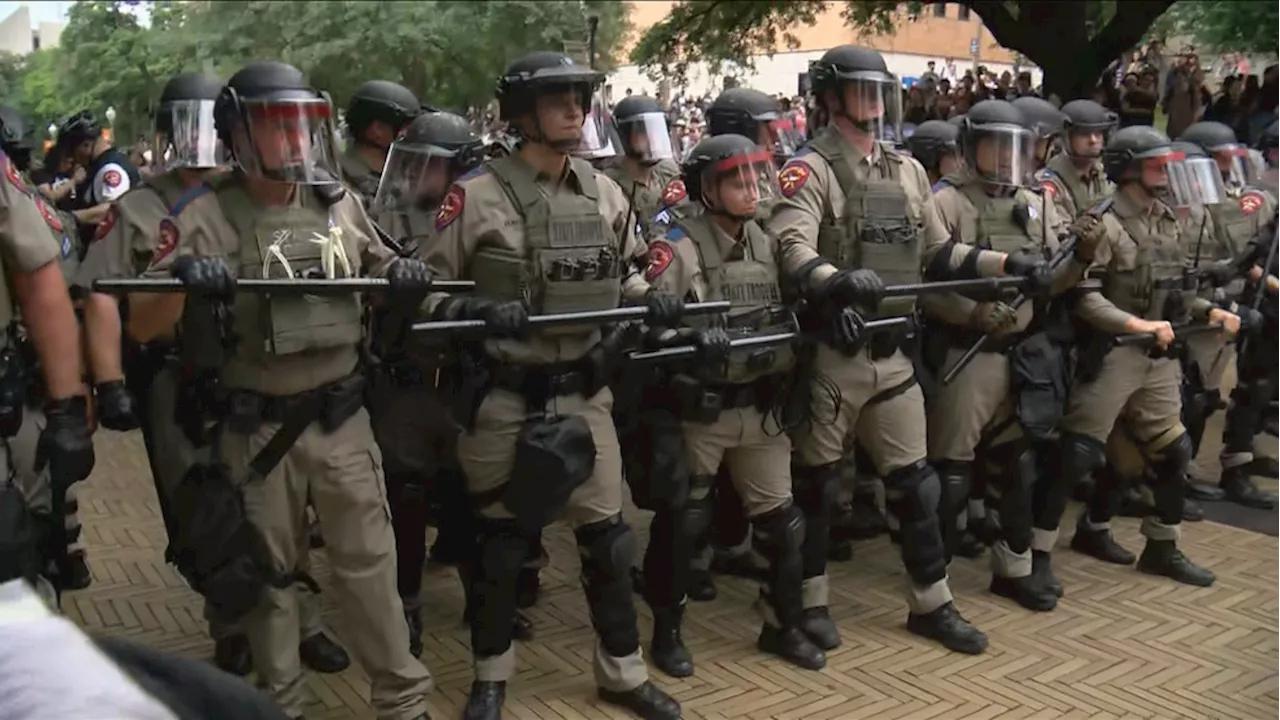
966;1;1035;58
1089;0;1177;60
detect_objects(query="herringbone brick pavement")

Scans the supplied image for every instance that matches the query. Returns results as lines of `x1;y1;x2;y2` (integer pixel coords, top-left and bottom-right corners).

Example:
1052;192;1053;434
66;423;1278;720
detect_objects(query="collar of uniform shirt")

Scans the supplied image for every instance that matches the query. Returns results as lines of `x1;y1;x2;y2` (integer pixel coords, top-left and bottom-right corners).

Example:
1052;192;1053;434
1113;186;1169;220
709;217;747;260
536;157;589;192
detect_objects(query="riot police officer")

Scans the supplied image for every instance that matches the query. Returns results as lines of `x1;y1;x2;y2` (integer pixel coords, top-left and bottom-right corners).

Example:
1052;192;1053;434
418;51;680;720
905;119;962;186
1036;99;1116;220
1177;120;1278;507
127;60;433;720
766;45;1041;654
926;99;1089;611
1256;119;1277;197
56;110;140;241
603;95;681;239
640;134;825;675
1045;126;1236;591
341;80;422;205
1011;96;1065;170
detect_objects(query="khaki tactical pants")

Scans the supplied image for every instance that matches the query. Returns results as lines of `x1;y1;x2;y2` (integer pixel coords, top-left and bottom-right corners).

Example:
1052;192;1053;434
1061;346;1185;542
458;385;647;692
148;367;325;642
684;406;792;519
220;408;431;720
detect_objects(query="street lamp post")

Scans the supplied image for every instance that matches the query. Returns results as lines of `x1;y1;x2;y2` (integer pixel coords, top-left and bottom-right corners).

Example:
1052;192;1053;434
587;14;599;70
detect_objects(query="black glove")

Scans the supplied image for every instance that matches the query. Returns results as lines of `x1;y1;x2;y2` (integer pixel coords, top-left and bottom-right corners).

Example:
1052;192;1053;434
694;326;732;375
458;297;528;337
1201;262;1239;287
170;256;236;297
1236;306;1264;335
645;289;684;326
386;258;434;302
831;306;867;355
39;396;95;493
94;381;138;432
1004;250;1051;296
821;268;885;310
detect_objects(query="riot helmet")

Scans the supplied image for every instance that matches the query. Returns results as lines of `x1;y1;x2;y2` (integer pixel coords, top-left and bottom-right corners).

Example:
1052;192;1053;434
1103;125;1190;205
214;61;340;184
1256;119;1278;166
809;45;902;141
496;51;606;154
374;111;483;214
0;105;37;171
681;134;780;221
960;100;1035;188
947;114;966;129
56;110;104;165
706;88;796;157
1178;121;1257;188
1012;96;1064;167
904;119;960;179
1060;99;1116;161
611;95;673;166
347;80;421;149
153;72;225;171
1169;140;1225;211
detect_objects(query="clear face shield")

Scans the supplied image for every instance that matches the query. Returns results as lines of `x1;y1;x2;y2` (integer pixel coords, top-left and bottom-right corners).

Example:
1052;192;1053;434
701;148;781;219
373;142;463;215
1209;144;1250;189
836;74;903;142
1135;149;1190;205
759;118;799;159
235;98;340;184
1168;156;1226;214
616;111;674;165
968;124;1036;187
153;99;223;170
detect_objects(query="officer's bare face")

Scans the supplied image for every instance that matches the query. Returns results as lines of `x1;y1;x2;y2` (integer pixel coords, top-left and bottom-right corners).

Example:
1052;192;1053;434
535;89;585;144
939;152;963;178
713;170;759;216
1070;130;1104;157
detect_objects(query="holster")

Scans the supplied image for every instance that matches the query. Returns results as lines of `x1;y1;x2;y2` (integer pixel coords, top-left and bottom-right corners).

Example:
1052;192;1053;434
500;414;597;534
1009;330;1073;442
671;373;722;424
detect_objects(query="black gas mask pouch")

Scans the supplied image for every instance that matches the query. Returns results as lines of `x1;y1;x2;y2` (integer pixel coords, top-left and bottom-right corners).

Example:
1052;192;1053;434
502;413;597;534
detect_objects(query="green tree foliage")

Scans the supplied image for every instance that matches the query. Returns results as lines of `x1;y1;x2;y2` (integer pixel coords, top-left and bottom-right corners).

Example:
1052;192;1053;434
1149;1;1279;55
631;0;1179;100
7;0;630;150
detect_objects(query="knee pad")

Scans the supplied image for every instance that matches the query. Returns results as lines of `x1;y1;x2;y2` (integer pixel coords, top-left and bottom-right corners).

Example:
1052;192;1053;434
793;462;841;514
1060;432;1107;483
884;460;947;586
478;524;531;582
751;501;806;556
576;514;637;581
934;460;971;512
680;474;715;542
1147;431;1193;480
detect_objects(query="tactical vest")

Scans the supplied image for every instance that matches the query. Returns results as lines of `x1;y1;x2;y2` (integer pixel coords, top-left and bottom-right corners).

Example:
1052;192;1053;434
1208;191;1262;263
473;156;620;335
214;183;364;359
807;129;921;319
338;148;381;207
1104;207;1185;320
954;181;1046;255
1045;154;1110;219
677;214;794;384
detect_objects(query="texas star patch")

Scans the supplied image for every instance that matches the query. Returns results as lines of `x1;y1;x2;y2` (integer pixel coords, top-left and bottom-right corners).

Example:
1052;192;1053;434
645;240;675;281
154;219;179;263
1239;191;1265;215
1040;180;1058;200
103;169;123;188
661;179;686;207
94;206;119;243
4;155;27;194
778;162;811;198
35;197;63;232
436;185;464;231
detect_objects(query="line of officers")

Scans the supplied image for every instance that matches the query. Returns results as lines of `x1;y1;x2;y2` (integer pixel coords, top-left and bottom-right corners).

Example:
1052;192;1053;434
0;41;1272;720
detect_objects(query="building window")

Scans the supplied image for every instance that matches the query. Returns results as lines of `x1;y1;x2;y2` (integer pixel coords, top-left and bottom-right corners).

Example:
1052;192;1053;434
32;33;40;51
932;3;947;18
957;6;971;20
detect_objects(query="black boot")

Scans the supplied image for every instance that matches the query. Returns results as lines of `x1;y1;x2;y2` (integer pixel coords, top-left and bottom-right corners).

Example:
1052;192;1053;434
989;573;1057;612
1182;497;1204;522
513;612;534;642
799;606;840;650
463;680;505;720
1221;466;1279;510
757;625;826;670
1137;539;1216;586
59;550;91;591
650;605;693;678
213;633;252;676
299;632;350;674
1031;550;1063;598
1070;526;1135;565
956;530;986;559
688;569;716;602
515;566;541;609
598;681;681;720
906;602;988;654
405;607;424;657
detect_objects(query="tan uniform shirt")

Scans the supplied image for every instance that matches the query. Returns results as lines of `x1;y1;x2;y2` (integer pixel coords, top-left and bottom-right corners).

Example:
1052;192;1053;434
645;216;774;300
74;170;195;288
604;158;682;238
0;152;62;325
145;178;396;395
765;130;1007;288
1036;154;1113;222
420;156;652;366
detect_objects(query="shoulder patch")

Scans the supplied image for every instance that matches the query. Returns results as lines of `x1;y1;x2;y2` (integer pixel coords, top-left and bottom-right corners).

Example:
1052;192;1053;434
154;219;179;263
170;184;211;217
778;161;812;198
1240;191;1265;215
103;168;123;188
94;206;118;243
931;179;949;194
35;197;63;232
646;240;675;281
652;208;672;227
1040;180;1058;200
661;179;687;207
4;155;27;194
435;185;465;231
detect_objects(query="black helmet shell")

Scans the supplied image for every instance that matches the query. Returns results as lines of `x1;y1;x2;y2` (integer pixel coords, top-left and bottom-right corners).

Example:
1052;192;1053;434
160;72;224;104
707;87;779;138
1170;140;1207;159
810;45;891;89
965;99;1025;130
1103;125;1172;183
348;80;420;136
905;119;959;172
1012;96;1064;138
400;111;483;171
496;52;603;122
613;95;664;121
1061;99;1116;132
0;105;34;152
1178;121;1239;152
681;133;761;205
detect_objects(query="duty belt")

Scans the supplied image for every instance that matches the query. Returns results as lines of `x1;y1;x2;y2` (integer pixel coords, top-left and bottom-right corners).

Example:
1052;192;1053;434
942;323;1020;354
487;360;591;406
704;378;775;411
